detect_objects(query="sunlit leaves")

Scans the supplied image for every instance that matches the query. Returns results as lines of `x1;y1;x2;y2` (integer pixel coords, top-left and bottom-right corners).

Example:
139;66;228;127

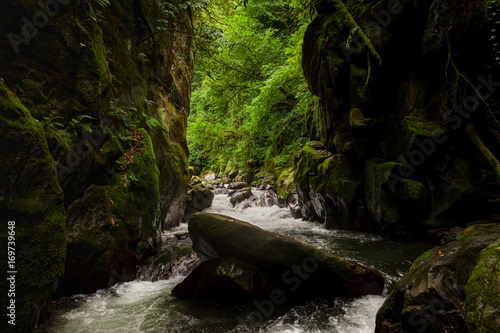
188;0;312;172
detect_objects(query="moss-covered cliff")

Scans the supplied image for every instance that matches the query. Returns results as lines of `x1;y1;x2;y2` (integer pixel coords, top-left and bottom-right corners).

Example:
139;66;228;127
295;0;500;238
0;0;193;331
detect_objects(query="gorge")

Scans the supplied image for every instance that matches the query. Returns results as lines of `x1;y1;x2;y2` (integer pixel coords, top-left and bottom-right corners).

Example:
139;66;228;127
1;0;499;332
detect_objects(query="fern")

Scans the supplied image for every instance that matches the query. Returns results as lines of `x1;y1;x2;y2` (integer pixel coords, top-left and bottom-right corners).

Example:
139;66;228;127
93;0;110;8
42;116;64;129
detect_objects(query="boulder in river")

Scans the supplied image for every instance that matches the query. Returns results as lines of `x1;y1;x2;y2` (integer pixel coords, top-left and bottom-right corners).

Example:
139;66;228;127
375;224;500;333
178;213;384;302
229;187;253;207
228;181;250;190
172;256;280;303
183;179;215;221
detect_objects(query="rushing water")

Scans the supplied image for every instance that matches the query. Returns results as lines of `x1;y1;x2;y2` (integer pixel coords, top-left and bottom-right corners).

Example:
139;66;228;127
38;189;431;333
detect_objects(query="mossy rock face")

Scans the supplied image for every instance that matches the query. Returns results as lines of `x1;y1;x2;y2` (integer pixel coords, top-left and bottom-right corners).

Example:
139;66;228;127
251;168;277;190
465;239;500;333
0;83;66;332
299;0;498;237
365;159;402;233
0;0;194;327
60;130;163;295
311;154;361;229
375;224;500;333
188;213;384;300
293;141;331;220
61;185;113;295
172;256;280;304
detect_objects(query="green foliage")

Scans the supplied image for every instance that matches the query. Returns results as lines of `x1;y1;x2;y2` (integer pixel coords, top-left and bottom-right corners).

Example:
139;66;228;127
488;0;500;65
42;115;64;129
188;0;312;172
92;0;111;8
68;115;96;133
109;97;164;145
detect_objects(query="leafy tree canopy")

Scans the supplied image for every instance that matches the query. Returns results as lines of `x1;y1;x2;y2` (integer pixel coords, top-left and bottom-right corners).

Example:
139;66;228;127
188;0;313;174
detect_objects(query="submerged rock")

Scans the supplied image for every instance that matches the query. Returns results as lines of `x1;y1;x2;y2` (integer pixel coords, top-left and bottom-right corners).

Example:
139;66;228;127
375;224;500;333
179;213;384;302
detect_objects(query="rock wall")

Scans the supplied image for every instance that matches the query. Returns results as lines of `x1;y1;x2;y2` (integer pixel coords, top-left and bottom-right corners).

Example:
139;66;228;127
296;0;500;238
0;0;193;331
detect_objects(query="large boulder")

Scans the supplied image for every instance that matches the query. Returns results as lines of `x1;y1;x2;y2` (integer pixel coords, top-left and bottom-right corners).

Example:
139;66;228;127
182;213;384;301
183;180;215;221
375;224;500;332
229;187;253;207
172;256;280;304
228;182;250;190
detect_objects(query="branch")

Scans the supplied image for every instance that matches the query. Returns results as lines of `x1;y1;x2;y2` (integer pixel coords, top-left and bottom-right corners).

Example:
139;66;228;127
467;123;500;184
333;0;382;66
213;58;263;81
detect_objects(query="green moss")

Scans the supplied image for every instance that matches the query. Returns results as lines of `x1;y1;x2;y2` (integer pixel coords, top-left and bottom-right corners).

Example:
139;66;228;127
74;18;112;112
189;213;384;297
306;96;323;141
365;159;402;232
109;130;161;250
277;167;295;200
465;239;500;332
0;83;66;331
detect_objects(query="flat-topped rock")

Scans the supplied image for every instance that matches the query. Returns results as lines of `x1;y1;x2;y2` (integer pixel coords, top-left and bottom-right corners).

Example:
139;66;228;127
178;213;384;301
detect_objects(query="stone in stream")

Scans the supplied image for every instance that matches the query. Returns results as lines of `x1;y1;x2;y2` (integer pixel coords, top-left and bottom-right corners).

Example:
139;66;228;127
172;213;385;303
229;187;253;207
375;224;500;333
171;256;280;303
183;178;215;222
227;181;250;190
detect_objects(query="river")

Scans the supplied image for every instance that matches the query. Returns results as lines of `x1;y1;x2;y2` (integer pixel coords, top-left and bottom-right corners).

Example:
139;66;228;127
37;189;430;333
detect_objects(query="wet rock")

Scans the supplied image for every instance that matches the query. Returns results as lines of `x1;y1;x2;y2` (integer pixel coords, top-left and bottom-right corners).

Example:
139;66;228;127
201;171;216;182
277;168;302;218
252;168;277;190
183;181;215;221
294;143;361;229
228;182;250;190
375;224;500;333
258;190;278;207
229;187;253;207
186;213;385;300
213;187;230;195
465;238;500;332
174;232;190;240
172;256;280;304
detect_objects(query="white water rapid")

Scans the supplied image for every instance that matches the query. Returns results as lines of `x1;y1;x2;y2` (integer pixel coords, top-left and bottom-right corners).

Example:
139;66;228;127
37;189;430;333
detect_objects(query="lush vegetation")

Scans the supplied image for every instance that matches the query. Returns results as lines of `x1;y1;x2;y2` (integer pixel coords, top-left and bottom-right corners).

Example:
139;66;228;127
188;0;313;173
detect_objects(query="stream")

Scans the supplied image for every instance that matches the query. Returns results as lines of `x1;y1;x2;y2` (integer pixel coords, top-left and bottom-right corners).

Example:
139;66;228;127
38;189;431;333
